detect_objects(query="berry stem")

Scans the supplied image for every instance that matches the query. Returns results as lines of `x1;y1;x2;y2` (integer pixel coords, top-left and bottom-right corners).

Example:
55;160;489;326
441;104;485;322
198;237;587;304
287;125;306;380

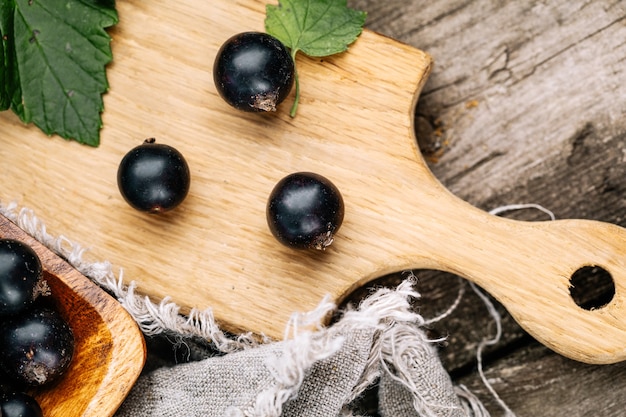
289;49;300;117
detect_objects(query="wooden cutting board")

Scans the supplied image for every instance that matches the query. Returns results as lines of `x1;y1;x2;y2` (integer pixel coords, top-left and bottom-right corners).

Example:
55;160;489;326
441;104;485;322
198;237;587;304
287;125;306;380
2;0;626;364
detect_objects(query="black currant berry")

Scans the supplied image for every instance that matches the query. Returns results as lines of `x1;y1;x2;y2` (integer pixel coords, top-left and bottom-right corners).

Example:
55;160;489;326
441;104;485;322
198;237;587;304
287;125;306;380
0;307;75;387
117;138;191;213
0;239;47;317
0;391;43;417
267;172;344;250
213;31;294;112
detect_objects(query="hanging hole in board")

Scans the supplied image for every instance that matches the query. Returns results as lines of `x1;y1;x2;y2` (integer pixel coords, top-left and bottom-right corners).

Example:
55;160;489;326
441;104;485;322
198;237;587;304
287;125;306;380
569;265;615;310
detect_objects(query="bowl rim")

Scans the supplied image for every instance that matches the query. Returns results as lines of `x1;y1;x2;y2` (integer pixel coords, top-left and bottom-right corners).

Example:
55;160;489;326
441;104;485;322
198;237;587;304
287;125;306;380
0;213;146;417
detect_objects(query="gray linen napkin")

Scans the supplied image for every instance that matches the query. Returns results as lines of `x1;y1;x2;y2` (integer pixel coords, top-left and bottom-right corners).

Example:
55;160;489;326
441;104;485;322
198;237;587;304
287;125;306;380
1;205;493;417
114;282;485;417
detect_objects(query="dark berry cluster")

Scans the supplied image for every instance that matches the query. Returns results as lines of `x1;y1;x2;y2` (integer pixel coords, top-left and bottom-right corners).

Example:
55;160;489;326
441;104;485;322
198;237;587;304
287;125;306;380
0;239;75;417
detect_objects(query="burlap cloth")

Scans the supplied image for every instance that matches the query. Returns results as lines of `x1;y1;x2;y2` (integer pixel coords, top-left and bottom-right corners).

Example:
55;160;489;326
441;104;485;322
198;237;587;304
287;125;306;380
2;205;516;417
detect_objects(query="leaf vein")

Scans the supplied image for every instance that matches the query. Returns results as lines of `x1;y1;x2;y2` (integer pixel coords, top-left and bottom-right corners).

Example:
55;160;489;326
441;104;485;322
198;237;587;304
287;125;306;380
33;0;111;62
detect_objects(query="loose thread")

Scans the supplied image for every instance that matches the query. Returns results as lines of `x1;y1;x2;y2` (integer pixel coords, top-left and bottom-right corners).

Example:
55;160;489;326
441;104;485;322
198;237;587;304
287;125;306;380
465;202;558;417
469;282;517;417
488;203;556;220
424;276;467;326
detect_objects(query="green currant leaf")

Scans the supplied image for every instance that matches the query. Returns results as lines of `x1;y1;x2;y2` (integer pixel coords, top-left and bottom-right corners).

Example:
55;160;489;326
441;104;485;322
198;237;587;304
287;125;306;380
265;0;366;116
0;1;17;111
0;44;6;111
265;0;367;57
2;0;118;146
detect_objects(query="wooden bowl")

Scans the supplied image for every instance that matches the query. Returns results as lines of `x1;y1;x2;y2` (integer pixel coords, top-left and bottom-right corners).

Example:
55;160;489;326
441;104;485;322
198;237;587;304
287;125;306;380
0;214;146;417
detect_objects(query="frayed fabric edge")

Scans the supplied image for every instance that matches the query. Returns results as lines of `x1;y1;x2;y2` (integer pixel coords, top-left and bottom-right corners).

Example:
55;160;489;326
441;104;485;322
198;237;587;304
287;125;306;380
0;201;532;417
0;203;258;354
230;280;428;417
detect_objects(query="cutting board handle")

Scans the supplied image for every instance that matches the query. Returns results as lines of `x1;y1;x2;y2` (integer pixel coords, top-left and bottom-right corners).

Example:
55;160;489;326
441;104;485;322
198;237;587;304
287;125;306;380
420;195;626;364
2;0;624;365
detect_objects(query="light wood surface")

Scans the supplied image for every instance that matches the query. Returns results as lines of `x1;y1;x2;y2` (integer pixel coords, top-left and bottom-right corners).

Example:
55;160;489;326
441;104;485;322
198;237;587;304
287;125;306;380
352;1;626;415
0;214;146;417
1;0;625;364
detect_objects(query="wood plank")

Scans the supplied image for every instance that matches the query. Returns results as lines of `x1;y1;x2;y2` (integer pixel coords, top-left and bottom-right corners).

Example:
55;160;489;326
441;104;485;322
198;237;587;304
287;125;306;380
457;342;626;416
4;0;625;364
2;2;621;394
353;0;626;222
345;0;626;413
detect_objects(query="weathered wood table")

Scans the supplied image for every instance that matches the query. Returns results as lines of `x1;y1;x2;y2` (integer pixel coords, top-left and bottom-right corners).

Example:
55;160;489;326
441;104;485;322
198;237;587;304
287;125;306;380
340;0;625;415
1;0;623;415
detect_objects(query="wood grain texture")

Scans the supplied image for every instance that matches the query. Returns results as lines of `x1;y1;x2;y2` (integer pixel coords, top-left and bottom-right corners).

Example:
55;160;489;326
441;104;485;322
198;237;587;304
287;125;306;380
0;214;146;417
344;0;626;415
1;0;626;365
0;0;430;338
